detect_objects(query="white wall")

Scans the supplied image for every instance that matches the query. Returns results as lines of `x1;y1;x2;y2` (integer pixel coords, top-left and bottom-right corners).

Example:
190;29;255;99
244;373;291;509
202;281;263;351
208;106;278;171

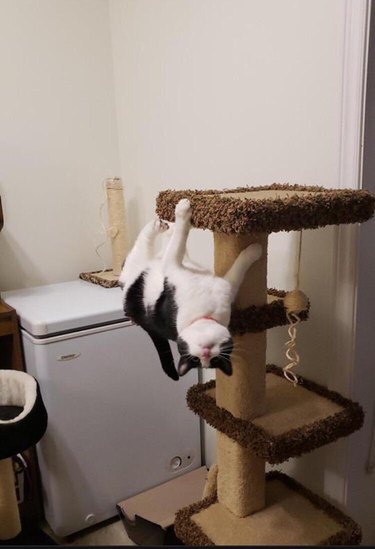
109;0;346;474
0;0;120;291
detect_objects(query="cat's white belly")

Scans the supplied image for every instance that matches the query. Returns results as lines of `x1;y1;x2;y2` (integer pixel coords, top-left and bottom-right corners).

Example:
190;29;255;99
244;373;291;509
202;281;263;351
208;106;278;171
173;273;232;331
143;267;165;309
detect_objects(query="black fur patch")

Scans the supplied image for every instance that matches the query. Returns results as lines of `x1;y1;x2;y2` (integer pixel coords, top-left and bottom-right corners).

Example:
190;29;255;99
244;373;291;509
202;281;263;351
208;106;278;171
148;332;179;381
214;338;233;375
125;273;178;339
124;272;147;325
125;273;179;381
151;278;178;340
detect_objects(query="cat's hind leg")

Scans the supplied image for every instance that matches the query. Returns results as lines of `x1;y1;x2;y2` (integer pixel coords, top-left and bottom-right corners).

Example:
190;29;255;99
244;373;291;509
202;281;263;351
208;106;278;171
162;199;191;269
223;243;262;302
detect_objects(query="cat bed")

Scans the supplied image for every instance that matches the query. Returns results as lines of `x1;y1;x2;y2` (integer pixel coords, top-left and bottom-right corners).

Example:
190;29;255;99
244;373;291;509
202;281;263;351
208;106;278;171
0;370;47;541
174;471;361;546
186;365;364;464
0;370;47;460
156;184;375;234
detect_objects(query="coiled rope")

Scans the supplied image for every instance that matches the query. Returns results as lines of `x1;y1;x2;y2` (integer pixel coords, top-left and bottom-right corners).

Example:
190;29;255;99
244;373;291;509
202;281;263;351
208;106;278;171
282;232;308;386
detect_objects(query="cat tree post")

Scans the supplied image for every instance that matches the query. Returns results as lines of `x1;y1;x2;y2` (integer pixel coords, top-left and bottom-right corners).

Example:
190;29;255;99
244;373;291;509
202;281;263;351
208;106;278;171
214;232;268;516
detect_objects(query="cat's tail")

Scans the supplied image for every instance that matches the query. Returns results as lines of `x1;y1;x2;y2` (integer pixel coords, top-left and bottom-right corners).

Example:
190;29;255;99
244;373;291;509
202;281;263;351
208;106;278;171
148;331;179;381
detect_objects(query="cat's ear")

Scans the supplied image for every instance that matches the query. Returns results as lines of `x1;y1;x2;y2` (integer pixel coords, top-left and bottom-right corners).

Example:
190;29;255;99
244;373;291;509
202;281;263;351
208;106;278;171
178;358;193;376
217;358;232;376
177;337;191;376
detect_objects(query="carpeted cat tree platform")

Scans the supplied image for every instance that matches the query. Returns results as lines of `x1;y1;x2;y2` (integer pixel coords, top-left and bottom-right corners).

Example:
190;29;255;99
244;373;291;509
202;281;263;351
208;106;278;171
156;184;375;546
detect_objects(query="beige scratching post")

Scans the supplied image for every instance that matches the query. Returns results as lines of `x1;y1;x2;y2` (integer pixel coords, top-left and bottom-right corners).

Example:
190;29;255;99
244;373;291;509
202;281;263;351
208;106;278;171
214;232;268;517
106;178;128;277
80;177;128;287
157;184;375;546
0;458;21;539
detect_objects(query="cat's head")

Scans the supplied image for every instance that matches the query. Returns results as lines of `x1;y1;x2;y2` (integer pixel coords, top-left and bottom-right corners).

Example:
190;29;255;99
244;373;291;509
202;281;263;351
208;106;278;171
177;319;233;376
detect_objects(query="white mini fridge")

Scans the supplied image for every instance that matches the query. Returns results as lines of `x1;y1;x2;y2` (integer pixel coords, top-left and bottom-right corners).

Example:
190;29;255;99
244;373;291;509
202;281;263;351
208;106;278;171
3;280;201;537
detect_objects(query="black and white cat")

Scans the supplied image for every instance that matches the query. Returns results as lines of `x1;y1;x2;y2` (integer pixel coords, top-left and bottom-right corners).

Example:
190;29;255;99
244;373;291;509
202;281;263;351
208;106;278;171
120;199;262;380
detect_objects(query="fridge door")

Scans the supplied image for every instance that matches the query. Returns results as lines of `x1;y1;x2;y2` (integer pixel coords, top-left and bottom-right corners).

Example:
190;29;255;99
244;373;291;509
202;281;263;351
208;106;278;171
22;322;201;536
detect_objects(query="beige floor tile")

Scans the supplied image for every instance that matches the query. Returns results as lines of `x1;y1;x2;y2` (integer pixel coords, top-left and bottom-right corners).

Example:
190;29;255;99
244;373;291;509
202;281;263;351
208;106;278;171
43;517;135;546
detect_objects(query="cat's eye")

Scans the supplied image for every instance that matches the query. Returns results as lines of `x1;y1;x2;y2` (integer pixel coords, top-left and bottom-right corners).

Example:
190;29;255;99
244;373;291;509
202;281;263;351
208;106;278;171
191;357;200;364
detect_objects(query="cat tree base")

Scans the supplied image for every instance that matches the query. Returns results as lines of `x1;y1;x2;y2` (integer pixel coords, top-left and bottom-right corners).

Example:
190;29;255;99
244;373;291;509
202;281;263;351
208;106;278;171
79;269;120;288
174;472;361;546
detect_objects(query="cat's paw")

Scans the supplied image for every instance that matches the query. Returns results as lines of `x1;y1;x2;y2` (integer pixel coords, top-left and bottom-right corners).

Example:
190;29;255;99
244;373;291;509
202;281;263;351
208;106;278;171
153;218;170;233
175;199;191;220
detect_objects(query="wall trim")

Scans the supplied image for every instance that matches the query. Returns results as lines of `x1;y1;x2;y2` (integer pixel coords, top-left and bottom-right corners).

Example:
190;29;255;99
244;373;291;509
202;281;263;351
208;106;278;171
330;0;370;505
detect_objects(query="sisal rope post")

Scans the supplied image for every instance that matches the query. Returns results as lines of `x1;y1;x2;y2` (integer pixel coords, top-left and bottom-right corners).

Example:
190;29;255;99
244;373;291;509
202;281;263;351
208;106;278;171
0;458;21;540
214;232;268;517
105;178;128;277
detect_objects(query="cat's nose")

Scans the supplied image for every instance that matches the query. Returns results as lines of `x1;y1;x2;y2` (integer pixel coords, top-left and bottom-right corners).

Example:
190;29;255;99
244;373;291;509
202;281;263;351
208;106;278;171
202;348;211;359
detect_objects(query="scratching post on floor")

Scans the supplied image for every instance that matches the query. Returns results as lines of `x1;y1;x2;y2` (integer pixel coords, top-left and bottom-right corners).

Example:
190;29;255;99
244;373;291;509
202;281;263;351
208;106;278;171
156;184;375;546
106;178;128;277
79;177;128;288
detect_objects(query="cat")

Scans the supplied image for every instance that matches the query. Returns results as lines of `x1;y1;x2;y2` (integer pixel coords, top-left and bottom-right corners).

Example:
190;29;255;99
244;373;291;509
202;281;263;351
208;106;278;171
120;199;262;380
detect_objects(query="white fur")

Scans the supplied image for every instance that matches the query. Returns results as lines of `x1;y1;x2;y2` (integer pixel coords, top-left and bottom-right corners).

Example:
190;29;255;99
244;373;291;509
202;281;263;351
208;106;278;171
121;200;262;364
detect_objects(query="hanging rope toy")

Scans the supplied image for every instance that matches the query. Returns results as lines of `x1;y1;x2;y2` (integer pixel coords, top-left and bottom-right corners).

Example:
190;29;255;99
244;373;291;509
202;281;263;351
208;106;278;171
282;232;308;386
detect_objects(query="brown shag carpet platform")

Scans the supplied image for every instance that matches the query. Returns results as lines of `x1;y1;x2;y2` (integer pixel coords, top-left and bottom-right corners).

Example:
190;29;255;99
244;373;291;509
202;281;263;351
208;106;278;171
174;471;361;546
230;288;309;335
156;184;375;234
187;365;364;464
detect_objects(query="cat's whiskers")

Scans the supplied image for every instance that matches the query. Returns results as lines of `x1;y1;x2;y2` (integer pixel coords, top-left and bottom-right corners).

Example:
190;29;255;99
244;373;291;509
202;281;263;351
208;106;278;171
219;351;232;358
221;349;248;361
180;353;193;360
232;342;247;350
231;344;250;355
220;349;233;357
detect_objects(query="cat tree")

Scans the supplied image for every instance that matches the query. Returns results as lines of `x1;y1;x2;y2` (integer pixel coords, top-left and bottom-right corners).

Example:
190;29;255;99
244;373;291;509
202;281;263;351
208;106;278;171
156;184;375;546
